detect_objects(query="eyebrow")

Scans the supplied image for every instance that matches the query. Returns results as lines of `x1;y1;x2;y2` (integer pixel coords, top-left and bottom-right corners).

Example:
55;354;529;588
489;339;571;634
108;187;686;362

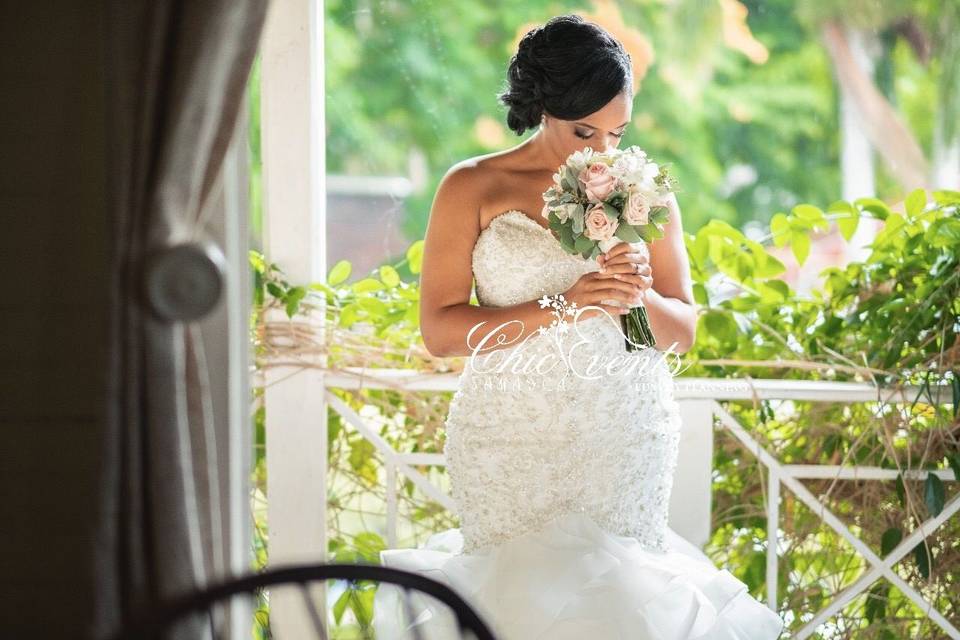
574;120;630;130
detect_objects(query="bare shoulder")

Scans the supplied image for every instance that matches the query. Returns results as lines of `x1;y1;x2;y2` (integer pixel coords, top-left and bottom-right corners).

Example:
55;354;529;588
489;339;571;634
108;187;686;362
431;152;516;225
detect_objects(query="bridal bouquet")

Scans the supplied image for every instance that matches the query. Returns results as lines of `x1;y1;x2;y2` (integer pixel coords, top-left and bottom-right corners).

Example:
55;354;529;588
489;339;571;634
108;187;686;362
540;145;678;352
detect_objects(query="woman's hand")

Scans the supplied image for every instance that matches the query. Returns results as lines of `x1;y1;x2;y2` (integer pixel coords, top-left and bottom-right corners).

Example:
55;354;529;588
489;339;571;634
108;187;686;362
560;270;639;322
597;242;653;301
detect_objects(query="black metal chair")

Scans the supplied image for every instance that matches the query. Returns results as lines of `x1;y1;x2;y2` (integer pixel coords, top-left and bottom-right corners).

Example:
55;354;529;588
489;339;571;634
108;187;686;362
109;562;498;640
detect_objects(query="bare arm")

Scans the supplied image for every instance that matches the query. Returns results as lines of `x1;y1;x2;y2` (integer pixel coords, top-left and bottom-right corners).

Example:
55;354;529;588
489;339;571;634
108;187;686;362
418;165;560;358
641;192;698;353
600;191;698;353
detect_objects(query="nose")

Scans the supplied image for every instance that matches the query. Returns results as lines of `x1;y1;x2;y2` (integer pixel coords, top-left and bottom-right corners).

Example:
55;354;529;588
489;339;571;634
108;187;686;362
588;136;619;153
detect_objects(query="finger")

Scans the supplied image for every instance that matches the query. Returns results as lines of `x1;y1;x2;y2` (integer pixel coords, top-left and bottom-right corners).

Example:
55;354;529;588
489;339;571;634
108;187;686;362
601;252;648;269
591;287;643;306
611;272;648;287
587;279;638;296
602;263;652;277
601;242;631;259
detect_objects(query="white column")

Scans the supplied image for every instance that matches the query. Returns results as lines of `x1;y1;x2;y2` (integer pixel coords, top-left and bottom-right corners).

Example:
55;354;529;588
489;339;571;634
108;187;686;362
260;0;328;636
840;25;882;264
668;399;715;549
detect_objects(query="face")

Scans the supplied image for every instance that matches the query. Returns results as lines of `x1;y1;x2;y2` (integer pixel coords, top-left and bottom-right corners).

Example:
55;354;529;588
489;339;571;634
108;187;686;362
540;89;633;158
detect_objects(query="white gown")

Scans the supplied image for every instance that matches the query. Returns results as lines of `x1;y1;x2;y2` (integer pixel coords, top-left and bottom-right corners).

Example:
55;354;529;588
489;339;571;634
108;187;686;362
373;210;784;639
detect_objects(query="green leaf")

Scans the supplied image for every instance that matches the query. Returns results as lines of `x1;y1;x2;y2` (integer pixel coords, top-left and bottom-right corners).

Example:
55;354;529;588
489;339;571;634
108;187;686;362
864;581;888;622
353;531;386;563
406;240;424;274
693;282;709;305
404;303;420;327
905;188;926;218
924;472;945;517
791;232;810;265
357;297;387;316
328;259;352;285
350;585;376;627
352;278;385;293
573;235;594;253
601;201;620;220
953;375;960;419
754;251;786;278
563;165;579;192
571;205;585;234
690;231;709;265
932;189;960;205
759;279;789;304
379;265;400;287
927;218;960;247
880;527;902;556
895;473;906;508
913;541;930;579
946;453;960;484
614;223;642;242
650;205;670;224
855;197;890;220
284;286;307;318
332;587;351;624
339;303;360;327
645;224;665;240
702;310;738;345
793;204;825;227
829;200;860;241
249;250;266;273
770;213;790;247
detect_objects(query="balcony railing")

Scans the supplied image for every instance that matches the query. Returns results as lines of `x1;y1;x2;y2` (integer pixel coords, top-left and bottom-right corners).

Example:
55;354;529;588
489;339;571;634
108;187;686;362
314;370;959;639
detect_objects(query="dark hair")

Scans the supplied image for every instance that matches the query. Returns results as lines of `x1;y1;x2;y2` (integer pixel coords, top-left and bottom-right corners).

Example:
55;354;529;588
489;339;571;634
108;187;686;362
497;15;633;136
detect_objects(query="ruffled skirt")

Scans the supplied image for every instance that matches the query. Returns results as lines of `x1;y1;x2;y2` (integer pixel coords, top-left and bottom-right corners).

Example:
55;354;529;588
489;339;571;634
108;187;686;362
373;511;784;639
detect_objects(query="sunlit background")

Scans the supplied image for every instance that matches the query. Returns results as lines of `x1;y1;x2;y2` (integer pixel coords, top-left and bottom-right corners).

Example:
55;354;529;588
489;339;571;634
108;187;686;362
250;0;957;293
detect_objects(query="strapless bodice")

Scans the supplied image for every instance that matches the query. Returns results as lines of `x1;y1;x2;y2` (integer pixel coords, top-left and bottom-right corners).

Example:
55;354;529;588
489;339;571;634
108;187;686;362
471;209;599;308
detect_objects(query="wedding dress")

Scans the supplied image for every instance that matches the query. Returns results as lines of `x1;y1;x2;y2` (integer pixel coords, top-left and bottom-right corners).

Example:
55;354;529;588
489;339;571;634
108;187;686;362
372;210;784;639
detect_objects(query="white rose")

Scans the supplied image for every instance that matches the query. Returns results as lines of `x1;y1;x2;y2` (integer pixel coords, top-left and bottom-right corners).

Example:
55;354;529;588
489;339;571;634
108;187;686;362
565;146;594;174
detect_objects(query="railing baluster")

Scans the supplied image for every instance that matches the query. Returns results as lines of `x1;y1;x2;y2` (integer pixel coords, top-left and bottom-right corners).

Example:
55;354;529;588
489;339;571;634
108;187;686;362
386;460;398;548
298;581;328;640
766;465;779;612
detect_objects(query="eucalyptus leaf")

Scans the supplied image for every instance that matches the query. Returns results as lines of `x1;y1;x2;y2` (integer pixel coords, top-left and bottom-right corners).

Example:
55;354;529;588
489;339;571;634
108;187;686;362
572;206;585;235
614;224;641;243
574;234;594;253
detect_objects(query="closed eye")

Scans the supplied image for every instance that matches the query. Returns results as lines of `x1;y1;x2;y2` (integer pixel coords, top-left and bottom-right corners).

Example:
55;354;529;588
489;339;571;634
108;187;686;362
575;129;626;140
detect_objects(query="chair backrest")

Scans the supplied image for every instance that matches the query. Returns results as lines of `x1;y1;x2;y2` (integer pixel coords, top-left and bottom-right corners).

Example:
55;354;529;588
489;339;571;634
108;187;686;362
109;562;498;640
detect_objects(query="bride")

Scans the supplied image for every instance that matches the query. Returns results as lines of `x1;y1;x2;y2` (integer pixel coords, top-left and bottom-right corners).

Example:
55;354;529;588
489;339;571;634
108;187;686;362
373;14;785;640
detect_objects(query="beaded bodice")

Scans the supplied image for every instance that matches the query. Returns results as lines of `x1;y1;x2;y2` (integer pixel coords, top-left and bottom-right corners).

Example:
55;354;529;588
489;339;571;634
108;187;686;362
442;210;682;555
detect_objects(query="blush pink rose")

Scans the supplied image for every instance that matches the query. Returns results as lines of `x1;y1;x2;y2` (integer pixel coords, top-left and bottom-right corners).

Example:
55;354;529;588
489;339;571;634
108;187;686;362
583;202;618;242
623;192;650;225
578;162;617;203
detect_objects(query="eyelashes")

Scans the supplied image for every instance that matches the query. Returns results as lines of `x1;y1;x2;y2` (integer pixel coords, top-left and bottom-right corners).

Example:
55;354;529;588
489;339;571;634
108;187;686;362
575;130;626;140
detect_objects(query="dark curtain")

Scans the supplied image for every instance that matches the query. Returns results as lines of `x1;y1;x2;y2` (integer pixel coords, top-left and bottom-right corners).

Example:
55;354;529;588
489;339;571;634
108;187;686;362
93;1;268;637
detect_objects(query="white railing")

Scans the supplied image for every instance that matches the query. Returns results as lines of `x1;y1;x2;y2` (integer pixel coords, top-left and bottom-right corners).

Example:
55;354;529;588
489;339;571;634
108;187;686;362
316;370;959;638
